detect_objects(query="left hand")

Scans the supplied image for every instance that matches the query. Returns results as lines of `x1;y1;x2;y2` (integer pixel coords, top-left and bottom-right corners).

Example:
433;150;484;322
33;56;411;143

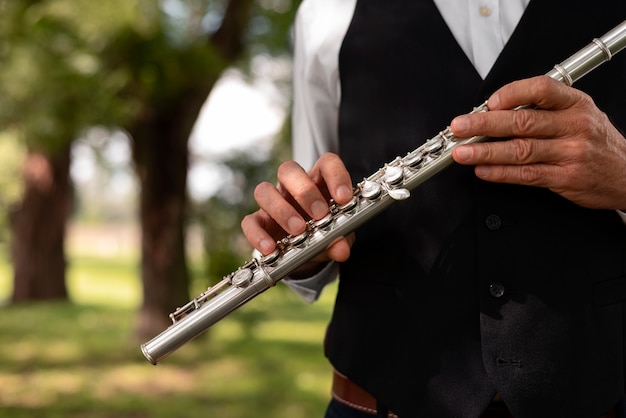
450;75;626;210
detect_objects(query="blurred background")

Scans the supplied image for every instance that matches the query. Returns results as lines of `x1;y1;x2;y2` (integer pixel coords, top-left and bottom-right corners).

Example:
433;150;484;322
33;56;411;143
0;0;338;416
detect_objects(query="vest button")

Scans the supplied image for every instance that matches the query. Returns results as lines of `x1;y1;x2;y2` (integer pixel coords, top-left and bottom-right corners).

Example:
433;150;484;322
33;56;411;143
485;214;502;230
489;282;505;298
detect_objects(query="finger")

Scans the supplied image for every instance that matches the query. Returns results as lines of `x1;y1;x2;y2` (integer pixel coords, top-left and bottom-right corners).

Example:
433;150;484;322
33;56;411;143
452;138;569;166
473;163;564;188
241;210;283;255
451;106;569;140
290;232;357;279
254;181;307;236
450;77;586;139
324;232;356;263
487;76;579;112
313;153;354;205
277;160;331;220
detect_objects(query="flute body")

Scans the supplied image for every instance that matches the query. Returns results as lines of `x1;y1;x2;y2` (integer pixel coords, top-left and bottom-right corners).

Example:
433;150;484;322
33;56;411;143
141;20;626;365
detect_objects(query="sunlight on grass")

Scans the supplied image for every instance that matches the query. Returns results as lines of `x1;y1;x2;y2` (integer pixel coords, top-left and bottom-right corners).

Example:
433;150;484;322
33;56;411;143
0;255;142;308
0;222;339;417
0;340;83;363
0;255;11;302
0;299;336;417
67;255;141;308
254;320;327;343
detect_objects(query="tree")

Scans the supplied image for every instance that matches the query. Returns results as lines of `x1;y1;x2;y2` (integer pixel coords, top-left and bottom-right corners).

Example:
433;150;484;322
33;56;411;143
0;0;122;301
98;0;300;339
0;0;300;339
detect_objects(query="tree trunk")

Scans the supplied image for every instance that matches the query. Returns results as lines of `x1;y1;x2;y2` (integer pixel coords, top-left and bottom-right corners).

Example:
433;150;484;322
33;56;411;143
131;90;209;340
132;0;254;341
10;148;71;302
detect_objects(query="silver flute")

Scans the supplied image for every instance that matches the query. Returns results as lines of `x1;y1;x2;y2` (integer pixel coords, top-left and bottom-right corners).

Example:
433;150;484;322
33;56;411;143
142;20;626;365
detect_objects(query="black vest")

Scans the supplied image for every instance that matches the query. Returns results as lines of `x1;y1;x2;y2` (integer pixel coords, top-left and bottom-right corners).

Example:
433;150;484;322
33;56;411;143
325;1;626;417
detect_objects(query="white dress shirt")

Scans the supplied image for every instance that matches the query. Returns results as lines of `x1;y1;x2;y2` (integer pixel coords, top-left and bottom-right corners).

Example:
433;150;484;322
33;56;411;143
292;0;529;170
285;0;626;300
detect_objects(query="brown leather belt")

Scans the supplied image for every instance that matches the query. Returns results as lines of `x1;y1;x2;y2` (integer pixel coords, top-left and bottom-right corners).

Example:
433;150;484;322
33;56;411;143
332;369;619;418
332;370;398;417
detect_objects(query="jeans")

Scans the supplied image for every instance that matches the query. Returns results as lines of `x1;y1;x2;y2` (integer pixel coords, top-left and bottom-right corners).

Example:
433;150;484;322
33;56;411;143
324;399;379;418
617;397;626;418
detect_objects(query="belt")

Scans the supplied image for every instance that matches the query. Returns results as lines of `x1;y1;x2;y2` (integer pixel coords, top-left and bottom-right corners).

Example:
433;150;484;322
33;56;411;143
331;370;398;417
332;370;619;418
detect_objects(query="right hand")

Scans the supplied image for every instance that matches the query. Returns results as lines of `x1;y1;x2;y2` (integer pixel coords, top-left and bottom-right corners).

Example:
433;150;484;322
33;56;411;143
241;152;356;275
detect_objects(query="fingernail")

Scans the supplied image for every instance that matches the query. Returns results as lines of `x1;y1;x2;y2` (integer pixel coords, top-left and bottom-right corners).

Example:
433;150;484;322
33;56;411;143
337;185;353;202
259;239;274;254
452;115;469;134
288;216;305;232
488;92;500;109
455;145;472;162
475;166;490;177
311;200;328;219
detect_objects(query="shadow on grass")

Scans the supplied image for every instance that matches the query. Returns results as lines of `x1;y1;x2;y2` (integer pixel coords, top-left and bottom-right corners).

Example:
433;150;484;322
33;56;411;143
0;282;338;418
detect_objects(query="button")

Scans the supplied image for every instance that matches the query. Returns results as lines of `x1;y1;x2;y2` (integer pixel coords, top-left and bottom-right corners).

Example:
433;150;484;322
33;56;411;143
489;282;505;298
485;215;502;230
479;6;491;17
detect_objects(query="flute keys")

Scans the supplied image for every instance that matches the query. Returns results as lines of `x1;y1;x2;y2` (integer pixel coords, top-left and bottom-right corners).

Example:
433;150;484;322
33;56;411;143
231;268;253;288
259;249;280;266
361;180;382;200
312;213;333;230
384;165;404;185
337;196;358;213
386;187;410;200
404;151;423;168
287;231;308;247
423;137;443;154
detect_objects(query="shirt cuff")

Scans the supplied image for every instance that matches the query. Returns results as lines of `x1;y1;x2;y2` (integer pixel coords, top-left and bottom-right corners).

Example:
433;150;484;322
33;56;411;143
282;261;339;303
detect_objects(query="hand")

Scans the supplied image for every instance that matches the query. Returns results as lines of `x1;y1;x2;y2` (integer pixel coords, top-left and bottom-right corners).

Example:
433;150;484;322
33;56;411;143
241;152;356;273
450;75;626;210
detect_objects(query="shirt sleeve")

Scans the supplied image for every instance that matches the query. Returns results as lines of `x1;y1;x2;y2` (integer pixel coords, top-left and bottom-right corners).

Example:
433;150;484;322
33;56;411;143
291;0;356;170
282;0;356;301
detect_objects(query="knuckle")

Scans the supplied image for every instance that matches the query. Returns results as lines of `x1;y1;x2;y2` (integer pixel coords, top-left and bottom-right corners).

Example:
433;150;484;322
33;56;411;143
519;164;541;184
511;139;535;163
240;214;253;231
254;182;274;200
290;180;317;201
512;110;537;134
277;160;299;179
564;138;589;160
534;76;554;93
241;212;265;237
571;110;601;137
578;92;595;109
320;152;339;163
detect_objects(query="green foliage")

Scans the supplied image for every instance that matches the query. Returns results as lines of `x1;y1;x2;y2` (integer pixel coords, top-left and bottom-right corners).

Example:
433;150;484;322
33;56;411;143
0;0;303;303
0;0;300;170
0;0;126;151
0;131;26;242
192;145;282;284
0;0;302;147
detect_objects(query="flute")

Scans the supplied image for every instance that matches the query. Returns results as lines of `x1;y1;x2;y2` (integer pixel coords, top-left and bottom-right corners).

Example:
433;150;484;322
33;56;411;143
141;20;626;365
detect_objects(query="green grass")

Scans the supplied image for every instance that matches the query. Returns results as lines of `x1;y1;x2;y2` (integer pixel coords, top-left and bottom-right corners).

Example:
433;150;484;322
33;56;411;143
0;249;338;417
